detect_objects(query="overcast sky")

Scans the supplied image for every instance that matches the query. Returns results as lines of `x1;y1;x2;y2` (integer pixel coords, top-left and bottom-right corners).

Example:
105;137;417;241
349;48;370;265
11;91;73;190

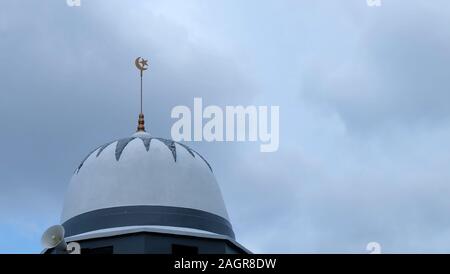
1;0;450;253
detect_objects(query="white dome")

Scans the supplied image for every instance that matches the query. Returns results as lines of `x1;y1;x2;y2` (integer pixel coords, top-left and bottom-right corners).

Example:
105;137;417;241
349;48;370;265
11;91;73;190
61;132;234;238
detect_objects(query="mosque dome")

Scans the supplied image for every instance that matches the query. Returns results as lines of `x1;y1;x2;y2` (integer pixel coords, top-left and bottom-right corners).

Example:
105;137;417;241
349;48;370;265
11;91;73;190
40;57;250;254
60;131;234;239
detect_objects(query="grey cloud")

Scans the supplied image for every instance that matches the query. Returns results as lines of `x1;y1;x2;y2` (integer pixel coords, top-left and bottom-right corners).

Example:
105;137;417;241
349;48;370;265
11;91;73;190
0;1;256;253
2;0;450;254
300;1;450;132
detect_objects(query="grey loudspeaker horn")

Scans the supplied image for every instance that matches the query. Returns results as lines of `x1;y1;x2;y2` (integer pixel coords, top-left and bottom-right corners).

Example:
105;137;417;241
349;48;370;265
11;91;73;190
41;225;67;251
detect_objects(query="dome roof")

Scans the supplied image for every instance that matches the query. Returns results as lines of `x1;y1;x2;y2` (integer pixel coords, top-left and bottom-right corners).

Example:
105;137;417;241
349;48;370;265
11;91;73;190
61;131;234;239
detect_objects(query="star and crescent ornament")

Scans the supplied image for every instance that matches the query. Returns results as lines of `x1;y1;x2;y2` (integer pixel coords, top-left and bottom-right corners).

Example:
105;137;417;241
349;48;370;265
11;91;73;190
135;57;149;72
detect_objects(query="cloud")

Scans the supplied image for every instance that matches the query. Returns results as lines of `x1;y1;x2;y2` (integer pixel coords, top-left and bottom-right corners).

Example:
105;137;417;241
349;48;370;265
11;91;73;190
2;0;450;254
300;1;450;132
0;1;256;253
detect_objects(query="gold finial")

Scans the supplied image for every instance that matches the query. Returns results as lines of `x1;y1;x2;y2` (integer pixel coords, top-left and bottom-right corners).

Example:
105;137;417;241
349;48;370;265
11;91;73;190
137;113;145;132
134;57;149;132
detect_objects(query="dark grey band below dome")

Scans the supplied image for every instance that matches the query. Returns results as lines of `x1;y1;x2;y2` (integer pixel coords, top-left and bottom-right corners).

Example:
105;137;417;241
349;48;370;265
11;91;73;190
62;205;235;239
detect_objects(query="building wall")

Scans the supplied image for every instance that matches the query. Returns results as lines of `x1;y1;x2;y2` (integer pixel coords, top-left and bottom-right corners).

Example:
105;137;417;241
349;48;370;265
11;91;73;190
46;232;246;254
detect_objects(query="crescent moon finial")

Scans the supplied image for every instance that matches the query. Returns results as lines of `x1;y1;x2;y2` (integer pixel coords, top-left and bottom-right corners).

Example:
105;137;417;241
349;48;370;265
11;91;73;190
135;57;149;72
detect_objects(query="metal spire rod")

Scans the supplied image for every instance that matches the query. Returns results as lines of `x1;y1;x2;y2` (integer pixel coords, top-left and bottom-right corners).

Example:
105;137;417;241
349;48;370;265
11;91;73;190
140;70;143;114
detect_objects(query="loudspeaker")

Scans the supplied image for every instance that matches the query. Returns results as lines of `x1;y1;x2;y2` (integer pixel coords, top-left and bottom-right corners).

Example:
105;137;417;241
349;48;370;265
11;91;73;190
41;225;67;251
